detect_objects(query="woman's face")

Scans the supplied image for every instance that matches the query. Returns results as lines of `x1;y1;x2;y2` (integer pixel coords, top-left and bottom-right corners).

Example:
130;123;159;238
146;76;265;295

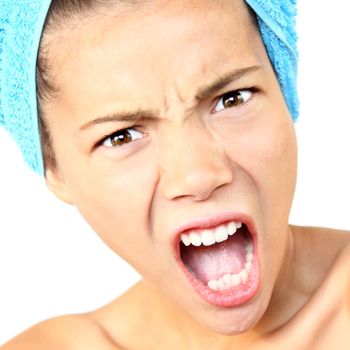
45;0;297;334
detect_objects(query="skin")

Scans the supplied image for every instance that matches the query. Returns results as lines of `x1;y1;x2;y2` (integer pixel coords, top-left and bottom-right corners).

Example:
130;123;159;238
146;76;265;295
3;0;350;349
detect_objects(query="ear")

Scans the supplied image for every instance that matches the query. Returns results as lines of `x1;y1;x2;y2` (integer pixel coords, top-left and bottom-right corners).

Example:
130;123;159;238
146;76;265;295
45;168;74;205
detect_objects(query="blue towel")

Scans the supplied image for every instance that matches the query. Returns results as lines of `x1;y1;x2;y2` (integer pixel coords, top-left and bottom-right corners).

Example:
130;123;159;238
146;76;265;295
0;0;52;175
245;0;299;121
0;0;298;175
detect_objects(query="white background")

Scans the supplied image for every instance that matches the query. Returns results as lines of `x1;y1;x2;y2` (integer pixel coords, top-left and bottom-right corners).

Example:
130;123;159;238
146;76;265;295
1;1;350;344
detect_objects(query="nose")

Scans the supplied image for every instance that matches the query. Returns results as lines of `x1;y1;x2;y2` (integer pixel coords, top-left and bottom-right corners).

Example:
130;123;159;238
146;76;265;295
158;124;233;201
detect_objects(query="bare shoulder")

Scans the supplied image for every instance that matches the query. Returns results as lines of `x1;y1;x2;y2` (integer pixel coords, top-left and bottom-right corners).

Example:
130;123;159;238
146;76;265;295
292;225;350;303
292;225;350;265
292;225;350;246
2;314;122;350
272;226;350;347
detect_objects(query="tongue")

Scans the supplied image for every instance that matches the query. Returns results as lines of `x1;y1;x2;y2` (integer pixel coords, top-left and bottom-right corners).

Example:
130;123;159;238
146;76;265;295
181;230;246;283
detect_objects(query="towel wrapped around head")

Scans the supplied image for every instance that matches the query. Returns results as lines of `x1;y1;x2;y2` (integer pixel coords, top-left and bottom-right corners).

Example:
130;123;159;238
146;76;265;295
0;0;298;175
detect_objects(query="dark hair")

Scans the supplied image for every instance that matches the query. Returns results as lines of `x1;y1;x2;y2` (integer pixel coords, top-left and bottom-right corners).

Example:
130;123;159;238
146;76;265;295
36;0;258;173
36;0;124;172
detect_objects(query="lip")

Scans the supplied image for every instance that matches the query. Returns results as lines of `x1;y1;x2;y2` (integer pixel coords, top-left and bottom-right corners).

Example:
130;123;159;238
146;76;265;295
173;212;260;308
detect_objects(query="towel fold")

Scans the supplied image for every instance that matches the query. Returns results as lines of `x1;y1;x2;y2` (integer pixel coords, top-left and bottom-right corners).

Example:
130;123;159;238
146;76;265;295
246;0;299;120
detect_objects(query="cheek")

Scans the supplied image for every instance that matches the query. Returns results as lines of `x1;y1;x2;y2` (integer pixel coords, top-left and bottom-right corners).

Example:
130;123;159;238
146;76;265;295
63;155;159;271
246;119;296;185
253;118;297;215
219;111;297;220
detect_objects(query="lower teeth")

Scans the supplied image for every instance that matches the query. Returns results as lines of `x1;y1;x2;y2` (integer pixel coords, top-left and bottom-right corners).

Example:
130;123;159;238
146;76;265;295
207;240;253;291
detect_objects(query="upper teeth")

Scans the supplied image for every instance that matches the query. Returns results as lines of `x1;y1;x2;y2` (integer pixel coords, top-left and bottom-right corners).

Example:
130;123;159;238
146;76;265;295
180;221;242;247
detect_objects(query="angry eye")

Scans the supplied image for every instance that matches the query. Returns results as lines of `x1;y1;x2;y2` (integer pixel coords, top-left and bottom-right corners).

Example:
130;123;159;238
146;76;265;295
101;128;143;148
213;89;253;113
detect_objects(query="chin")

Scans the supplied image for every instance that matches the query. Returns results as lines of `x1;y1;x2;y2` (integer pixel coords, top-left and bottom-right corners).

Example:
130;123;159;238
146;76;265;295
189;291;270;336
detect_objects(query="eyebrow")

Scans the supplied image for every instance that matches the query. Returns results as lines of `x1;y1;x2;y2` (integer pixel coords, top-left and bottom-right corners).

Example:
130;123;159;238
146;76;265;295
79;110;157;131
79;65;261;131
195;65;261;100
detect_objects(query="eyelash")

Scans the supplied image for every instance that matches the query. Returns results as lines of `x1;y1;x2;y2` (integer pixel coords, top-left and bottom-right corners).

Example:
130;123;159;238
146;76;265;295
212;88;256;113
96;127;144;149
96;88;257;149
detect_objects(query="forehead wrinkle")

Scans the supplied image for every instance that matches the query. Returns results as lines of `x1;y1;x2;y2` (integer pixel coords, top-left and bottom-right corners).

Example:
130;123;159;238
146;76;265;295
161;93;170;115
159;76;191;117
173;76;187;104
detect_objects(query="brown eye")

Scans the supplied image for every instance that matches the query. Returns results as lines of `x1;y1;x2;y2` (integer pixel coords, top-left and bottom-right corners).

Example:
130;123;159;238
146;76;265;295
223;91;244;107
102;128;143;148
213;89;253;113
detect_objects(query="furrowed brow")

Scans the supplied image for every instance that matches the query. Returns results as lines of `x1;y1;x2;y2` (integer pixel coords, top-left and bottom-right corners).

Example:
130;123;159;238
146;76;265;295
196;65;261;100
79;66;261;131
79;110;158;131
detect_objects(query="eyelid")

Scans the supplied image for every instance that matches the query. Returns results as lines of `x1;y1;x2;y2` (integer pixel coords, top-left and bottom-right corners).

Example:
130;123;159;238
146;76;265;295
211;87;257;114
95;126;143;149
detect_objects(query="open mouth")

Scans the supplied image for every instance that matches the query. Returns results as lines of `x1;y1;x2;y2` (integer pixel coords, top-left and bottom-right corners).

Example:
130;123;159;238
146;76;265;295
178;217;259;307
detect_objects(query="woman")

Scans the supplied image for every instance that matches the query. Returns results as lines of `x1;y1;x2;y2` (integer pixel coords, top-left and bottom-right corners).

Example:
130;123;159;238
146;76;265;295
1;0;349;348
